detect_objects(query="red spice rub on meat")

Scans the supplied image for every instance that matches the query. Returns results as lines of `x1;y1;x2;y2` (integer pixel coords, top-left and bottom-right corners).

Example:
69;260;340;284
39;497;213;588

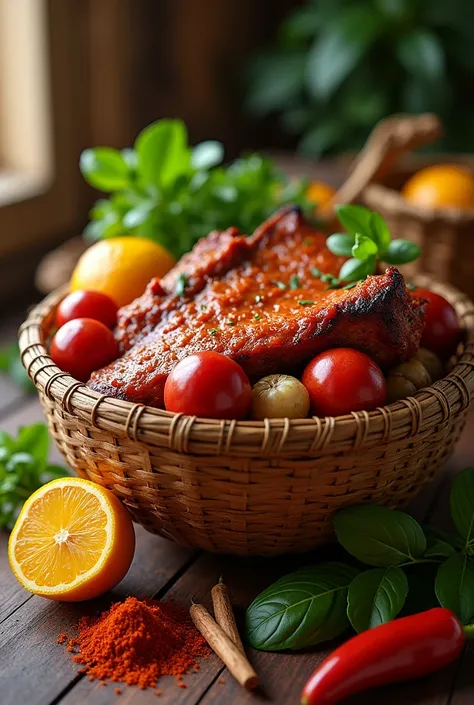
88;207;426;408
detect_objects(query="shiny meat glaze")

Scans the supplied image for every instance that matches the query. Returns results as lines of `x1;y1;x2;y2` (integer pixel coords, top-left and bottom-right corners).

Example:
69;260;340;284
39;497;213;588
88;208;426;408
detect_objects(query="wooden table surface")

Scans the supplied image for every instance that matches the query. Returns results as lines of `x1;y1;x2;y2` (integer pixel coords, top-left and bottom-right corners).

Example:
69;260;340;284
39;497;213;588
0;314;473;705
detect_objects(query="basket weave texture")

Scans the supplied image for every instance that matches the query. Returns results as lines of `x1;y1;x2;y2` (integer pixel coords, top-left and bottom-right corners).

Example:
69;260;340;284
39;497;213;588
19;275;474;556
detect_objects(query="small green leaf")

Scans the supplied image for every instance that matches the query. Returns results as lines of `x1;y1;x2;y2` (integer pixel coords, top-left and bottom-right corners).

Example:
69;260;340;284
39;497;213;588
271;281;287;290
135;119;191;189
191;141;224;170
80;148;130;192
245;563;358;651
334;505;427;567
122;202;155;229
347;567;408;633
338;256;375;282
352;233;378;260
383;240;421;265
435;553;474;624
335;204;374;239
370;212;391;253
450;467;474;548
298;300;314;306
326;233;355;257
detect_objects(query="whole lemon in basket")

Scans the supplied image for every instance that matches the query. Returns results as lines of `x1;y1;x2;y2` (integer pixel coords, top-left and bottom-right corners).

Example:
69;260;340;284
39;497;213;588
71;237;176;307
402;164;474;210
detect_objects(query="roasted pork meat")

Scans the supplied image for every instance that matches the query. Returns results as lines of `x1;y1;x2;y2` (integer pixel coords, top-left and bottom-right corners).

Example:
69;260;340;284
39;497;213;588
88;207;426;408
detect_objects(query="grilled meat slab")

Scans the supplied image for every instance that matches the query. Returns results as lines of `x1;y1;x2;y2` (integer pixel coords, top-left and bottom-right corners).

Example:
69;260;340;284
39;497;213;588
88;208;426;408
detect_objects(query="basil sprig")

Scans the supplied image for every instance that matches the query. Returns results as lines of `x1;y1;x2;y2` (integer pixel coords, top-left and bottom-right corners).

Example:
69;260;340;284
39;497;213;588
0;424;68;530
80;119;314;259
245;466;474;651
326;205;421;285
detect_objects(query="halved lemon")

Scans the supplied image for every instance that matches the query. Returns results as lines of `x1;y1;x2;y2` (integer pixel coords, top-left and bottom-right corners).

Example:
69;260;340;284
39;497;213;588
8;477;135;601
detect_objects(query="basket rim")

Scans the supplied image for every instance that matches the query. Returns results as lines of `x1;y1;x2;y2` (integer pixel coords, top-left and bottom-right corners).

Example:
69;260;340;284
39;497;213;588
18;274;474;457
362;182;474;225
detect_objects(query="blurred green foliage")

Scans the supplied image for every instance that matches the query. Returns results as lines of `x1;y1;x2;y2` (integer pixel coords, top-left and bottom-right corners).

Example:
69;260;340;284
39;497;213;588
246;0;474;155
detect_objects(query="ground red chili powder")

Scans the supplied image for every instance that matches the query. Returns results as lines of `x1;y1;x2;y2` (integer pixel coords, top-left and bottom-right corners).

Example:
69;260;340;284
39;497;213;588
61;596;209;690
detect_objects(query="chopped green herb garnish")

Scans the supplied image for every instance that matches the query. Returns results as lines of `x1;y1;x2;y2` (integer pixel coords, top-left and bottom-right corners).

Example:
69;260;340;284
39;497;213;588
175;273;189;297
320;273;337;284
209;328;219;336
407;283;416;292
298;300;314;306
271;280;287;290
254;313;262;321
311;267;321;278
289;275;300;290
227;319;236;326
201;304;208;311
255;294;263;303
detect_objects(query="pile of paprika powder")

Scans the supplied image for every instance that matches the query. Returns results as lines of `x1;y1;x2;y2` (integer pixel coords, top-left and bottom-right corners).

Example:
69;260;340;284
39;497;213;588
61;596;210;690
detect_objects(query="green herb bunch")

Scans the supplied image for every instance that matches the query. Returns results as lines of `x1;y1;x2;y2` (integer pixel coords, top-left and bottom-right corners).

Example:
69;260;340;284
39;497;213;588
0;343;35;394
323;204;420;287
80;119;313;259
245;466;474;651
246;0;474;155
0;424;68;530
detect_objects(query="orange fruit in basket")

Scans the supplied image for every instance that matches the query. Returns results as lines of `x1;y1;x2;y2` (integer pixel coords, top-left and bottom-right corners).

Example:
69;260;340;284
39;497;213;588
402;164;474;210
70;237;176;307
8;477;135;601
306;181;337;212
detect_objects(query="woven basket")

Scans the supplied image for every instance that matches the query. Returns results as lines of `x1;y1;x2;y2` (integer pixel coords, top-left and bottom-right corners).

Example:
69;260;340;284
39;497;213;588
19;275;474;556
328;114;474;296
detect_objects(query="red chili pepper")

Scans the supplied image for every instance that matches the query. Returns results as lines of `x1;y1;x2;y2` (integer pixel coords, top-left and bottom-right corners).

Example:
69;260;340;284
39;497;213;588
301;608;465;705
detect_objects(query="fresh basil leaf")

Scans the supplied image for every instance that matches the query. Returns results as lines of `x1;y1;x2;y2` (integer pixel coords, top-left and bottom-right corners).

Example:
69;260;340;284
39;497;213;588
338;256;375;282
192;141;224;170
335;204;374;239
435;553;474;624
245;563;358;651
326;233;355;257
135;119;191;189
383;239;421;265
15;424;49;469
80;148;130;192
450;467;474;548
334;505;427;567
352;233;378;260
423;525;464;551
370;211;391;253
347;567;408;633
424;539;457;560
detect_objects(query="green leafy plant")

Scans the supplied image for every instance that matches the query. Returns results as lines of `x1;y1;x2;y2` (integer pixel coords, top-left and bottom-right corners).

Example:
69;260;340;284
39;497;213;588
80;119;313;259
0;343;35;394
246;0;474;155
319;205;420;286
245;466;474;651
0;424;68;530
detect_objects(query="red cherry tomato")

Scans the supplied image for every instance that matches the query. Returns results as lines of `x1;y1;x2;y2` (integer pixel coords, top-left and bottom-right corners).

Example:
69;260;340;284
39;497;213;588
302;348;386;417
50;318;119;382
415;288;460;360
164;352;252;420
56;290;118;329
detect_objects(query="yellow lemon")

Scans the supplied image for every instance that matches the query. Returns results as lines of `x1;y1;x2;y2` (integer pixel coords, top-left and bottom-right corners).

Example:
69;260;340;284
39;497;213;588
71;237;176;307
8;477;135;601
402;164;474;210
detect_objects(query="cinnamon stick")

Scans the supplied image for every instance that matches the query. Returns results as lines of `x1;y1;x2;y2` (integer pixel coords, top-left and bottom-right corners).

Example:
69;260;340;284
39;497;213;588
211;578;245;654
190;603;259;690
